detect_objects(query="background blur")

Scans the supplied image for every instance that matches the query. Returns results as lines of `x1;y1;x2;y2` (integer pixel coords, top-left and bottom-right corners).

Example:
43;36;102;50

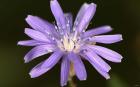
0;0;140;87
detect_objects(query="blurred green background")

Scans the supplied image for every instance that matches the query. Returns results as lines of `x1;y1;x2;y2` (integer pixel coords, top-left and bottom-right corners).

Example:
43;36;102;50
0;0;140;87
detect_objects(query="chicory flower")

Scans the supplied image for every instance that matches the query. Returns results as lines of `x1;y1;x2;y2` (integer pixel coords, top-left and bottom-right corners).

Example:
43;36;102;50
18;0;123;86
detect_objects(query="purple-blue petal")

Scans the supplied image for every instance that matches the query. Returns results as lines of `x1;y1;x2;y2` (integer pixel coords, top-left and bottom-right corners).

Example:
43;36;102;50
89;34;123;44
89;45;123;62
24;45;55;63
87;57;110;79
17;40;45;46
68;52;87;80
80;53;110;79
61;55;70;87
25;15;54;34
24;28;50;42
50;0;66;29
75;3;97;33
41;50;63;68
83;26;112;38
84;49;111;72
30;50;63;78
74;3;90;27
65;13;73;32
29;61;48;78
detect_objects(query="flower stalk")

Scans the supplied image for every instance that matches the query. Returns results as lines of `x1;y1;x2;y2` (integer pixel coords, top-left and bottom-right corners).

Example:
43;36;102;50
68;63;76;87
68;76;76;87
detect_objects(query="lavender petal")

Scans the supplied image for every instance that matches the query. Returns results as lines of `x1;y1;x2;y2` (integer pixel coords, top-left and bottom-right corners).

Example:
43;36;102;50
50;0;66;29
25;28;50;42
17;40;45;46
93;65;110;79
24;45;55;63
83;26;112;38
65;13;73;32
87;57;110;79
84;49;111;72
30;50;63;78
68;52;87;80
89;34;123;44
90;45;123;62
25;15;54;34
41;50;63;68
80;53;110;79
61;55;70;87
75;3;97;33
74;3;90;27
29;61;48;78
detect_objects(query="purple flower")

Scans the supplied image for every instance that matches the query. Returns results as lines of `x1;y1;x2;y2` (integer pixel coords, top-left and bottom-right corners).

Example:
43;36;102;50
18;0;123;86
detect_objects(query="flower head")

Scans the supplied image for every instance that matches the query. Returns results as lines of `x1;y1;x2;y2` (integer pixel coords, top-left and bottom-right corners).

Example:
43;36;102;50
18;0;123;86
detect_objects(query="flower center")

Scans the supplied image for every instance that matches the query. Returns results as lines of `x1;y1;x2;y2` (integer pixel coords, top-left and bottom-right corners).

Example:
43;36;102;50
58;33;80;53
63;35;75;52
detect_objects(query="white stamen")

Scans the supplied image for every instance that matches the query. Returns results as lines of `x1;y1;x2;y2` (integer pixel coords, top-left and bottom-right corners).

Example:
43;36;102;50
46;31;50;35
55;25;58;30
74;21;78;26
66;23;70;27
48;49;53;52
73;27;76;31
82;30;85;32
67;20;70;23
60;39;63;42
52;37;55;40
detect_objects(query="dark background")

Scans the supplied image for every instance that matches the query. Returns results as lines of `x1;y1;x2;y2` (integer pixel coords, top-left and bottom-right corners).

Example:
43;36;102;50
0;0;140;87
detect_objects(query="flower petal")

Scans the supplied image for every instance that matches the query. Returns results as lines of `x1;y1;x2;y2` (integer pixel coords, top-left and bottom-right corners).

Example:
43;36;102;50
50;0;66;29
29;61;48;78
41;50;63;68
17;40;45;46
61;55;70;87
75;3;97;33
80;53;110;79
25;15;54;34
25;28;50;42
65;13;73;32
30;50;63;78
89;34;123;44
68;52;87;80
84;49;111;72
90;45;123;62
93;64;110;79
74;3;90;27
83;26;112;38
24;45;55;63
87;58;110;79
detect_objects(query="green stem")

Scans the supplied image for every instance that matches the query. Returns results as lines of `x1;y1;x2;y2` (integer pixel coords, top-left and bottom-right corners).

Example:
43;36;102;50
68;63;76;87
68;77;76;87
